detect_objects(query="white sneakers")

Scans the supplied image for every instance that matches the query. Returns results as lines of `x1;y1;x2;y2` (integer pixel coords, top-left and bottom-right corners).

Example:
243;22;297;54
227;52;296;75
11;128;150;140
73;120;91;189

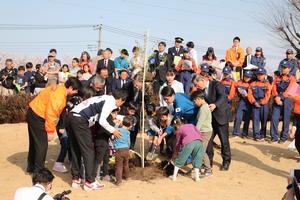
52;162;68;173
72;178;82;189
83;181;105;191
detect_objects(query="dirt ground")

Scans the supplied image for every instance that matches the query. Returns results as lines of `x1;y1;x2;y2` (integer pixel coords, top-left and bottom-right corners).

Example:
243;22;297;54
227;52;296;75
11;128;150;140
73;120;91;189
0;123;298;200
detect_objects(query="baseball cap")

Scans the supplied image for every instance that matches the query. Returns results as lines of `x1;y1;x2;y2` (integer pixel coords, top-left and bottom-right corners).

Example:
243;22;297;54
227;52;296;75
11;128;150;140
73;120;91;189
201;63;210;73
280;60;292;68
256;67;267;75
222;66;232;74
244;70;253;78
286;49;294;54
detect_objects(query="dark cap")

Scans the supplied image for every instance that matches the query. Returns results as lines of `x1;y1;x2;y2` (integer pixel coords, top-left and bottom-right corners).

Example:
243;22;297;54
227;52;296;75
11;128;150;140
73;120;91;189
175;37;184;43
201;63;210;73
256;67;267;75
243;70;253;78
256;47;262;52
222;66;232;74
286;49;294;54
280;60;292;68
183;48;189;53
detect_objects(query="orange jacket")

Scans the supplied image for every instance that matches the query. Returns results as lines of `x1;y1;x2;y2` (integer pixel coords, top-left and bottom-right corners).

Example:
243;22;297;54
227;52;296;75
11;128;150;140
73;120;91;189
221;78;236;101
225;46;245;67
294;95;300;114
176;57;197;73
29;84;67;134
271;75;296;98
229;80;250;100
248;80;271;105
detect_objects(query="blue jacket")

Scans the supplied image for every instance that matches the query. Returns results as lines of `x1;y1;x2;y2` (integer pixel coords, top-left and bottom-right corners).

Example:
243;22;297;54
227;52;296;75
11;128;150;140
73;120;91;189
173;93;197;124
250;56;266;68
114;127;130;149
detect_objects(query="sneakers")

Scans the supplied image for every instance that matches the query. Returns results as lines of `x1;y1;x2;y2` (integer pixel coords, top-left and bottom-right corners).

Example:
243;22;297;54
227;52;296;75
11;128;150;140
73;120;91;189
169;175;177;181
53;162;68;173
83;181;105;191
71;178;81;189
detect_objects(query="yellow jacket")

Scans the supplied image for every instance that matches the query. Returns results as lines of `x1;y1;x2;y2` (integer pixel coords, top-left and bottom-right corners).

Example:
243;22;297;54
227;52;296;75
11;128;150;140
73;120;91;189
29;84;67;134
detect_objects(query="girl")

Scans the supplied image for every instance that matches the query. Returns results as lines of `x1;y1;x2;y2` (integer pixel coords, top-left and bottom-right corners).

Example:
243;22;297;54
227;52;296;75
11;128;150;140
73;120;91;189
170;117;204;182
58;64;70;83
82;63;92;81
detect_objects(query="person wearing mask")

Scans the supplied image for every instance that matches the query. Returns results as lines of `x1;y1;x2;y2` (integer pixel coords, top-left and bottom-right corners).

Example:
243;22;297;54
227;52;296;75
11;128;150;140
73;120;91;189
13;168;55;200
278;49;297;76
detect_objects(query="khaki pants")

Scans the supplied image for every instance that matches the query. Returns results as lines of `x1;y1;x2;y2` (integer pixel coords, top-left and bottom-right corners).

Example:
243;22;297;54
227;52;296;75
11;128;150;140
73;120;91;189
0;86;15;96
202;131;213;172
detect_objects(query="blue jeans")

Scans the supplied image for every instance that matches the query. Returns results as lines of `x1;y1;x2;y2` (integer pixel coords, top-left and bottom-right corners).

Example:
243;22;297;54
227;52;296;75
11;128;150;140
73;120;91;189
56;130;69;163
180;71;193;95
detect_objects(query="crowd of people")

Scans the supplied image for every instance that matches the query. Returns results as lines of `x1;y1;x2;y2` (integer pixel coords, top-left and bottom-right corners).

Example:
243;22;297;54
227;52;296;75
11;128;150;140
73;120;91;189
4;36;300;196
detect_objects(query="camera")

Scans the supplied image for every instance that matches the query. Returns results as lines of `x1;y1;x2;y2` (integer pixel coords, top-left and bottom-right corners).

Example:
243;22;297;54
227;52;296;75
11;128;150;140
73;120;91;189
53;190;71;200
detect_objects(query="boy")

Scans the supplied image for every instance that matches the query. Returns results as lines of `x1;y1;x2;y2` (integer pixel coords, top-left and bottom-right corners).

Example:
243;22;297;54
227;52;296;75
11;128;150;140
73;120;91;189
125;102;139;150
114;116;133;186
221;66;236;121
248;68;271;141
270;62;296;143
24;62;35;94
230;70;253;137
191;90;213;176
175;49;197;94
13;65;28;93
94;108;119;181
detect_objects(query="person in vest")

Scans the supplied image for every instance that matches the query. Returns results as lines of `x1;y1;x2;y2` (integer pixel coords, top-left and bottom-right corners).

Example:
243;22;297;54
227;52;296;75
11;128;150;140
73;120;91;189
248;68;271;141
230;70;253;137
270;61;296;143
289;87;300;156
175;49;197;94
221;66;235;121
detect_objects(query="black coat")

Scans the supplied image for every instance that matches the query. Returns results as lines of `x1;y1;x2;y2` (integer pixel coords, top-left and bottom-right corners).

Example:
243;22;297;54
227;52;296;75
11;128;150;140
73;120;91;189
204;80;229;125
167;46;185;69
112;78;131;92
96;59;115;76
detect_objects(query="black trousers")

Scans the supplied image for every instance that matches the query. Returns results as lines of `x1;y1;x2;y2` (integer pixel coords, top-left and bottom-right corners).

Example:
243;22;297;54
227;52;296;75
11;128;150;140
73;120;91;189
26;108;48;173
206;117;231;166
69;113;95;183
93;139;109;178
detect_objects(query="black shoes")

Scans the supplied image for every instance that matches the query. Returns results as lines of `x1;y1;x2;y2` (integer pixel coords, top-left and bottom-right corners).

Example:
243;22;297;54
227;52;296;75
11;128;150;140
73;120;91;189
220;163;230;171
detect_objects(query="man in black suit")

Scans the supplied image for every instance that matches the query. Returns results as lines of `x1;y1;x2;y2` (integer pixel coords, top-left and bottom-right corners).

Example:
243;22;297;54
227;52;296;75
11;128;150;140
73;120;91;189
192;74;231;171
112;69;131;92
87;67;113;95
167;37;185;69
96;50;115;77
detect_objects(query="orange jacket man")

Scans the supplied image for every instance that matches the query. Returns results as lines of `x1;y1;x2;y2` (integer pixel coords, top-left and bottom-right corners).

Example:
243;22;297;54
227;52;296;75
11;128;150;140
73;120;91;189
26;77;81;173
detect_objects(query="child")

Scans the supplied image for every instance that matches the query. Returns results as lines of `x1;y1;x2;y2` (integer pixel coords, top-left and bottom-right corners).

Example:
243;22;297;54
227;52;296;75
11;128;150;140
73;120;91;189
248;68;271;141
170;117;204;182
221;66;236;121
94;108;119;181
145;103;161;157
175;49;197;94
156;106;174;157
114;116;133;186
231;70;253;137
126;102;139;150
58;64;70;83
191;90;213;176
13;65;28;93
33;64;47;94
77;70;84;81
24;62;35;94
82;63;92;81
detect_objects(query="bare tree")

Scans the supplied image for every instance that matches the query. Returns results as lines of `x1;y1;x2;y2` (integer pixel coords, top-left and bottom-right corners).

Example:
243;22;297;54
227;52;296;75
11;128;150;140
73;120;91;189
262;0;300;53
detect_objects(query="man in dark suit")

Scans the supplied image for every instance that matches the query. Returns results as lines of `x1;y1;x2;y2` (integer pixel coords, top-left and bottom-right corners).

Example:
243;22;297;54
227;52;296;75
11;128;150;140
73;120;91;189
96;50;115;77
87;67;113;96
192;74;231;171
112;69;131;92
167;37;185;69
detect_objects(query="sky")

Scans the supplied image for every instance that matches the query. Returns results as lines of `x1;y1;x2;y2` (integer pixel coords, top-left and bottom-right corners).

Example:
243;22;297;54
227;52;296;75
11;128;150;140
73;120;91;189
0;0;292;72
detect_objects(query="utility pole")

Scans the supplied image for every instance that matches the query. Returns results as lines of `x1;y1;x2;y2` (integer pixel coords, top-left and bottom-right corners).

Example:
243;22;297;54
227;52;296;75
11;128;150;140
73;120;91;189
141;29;149;168
94;24;103;50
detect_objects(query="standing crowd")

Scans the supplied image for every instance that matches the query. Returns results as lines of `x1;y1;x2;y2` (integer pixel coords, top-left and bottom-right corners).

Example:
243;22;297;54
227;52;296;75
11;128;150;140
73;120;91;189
6;36;300;197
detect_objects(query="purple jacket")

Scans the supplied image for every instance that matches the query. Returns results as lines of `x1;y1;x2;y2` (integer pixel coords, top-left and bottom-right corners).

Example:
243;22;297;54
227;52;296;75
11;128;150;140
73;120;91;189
175;124;202;151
